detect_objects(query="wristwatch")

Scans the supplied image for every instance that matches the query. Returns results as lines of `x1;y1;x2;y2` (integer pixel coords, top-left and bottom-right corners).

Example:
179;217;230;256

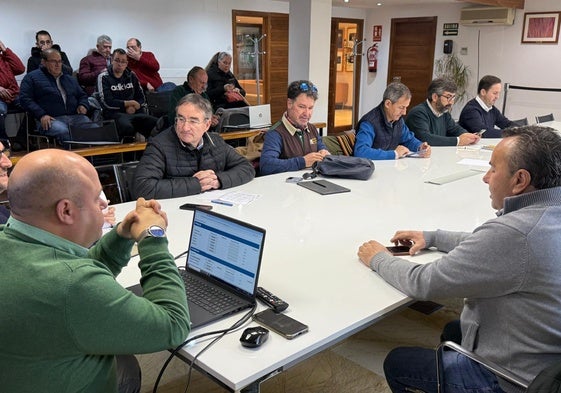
136;225;166;243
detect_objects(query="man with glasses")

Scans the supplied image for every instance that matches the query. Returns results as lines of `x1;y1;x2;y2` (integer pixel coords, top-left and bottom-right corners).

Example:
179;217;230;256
133;93;255;199
97;48;157;141
0;140;12;223
26;30;72;75
20;49;91;145
406;78;480;146
78;35;113;96
260;80;330;176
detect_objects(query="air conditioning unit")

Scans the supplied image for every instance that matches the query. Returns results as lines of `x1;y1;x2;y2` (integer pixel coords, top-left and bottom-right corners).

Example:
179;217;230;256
460;7;515;26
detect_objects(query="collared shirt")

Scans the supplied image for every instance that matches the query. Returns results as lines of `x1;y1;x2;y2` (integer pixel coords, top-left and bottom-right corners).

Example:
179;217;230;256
4;216;88;257
281;112;309;136
476;95;492;112
426;99;444;118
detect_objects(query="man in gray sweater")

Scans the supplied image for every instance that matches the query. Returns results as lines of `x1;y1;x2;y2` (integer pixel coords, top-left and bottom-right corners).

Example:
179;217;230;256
358;125;561;393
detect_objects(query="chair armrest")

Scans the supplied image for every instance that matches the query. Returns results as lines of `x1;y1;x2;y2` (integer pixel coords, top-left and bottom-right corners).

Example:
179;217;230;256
436;341;530;392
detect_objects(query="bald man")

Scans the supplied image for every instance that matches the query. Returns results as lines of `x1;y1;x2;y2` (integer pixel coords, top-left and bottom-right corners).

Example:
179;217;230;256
0;149;190;393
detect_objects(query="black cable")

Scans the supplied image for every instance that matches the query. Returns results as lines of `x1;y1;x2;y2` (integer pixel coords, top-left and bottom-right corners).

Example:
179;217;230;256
174;250;188;260
152;303;257;393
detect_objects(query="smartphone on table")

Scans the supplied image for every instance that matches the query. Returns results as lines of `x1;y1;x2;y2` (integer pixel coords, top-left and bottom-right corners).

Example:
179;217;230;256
252;309;308;339
386;245;411;256
179;203;212;211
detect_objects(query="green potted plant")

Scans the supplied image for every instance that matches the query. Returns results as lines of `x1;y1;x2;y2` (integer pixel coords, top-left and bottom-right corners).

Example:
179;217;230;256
434;53;471;105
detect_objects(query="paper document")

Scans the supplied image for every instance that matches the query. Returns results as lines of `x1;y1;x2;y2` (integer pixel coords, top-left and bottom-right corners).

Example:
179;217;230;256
200;190;261;206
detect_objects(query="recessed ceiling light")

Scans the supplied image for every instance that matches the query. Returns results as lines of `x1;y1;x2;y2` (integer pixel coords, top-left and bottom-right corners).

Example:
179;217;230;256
377;2;383;5
344;0;350;3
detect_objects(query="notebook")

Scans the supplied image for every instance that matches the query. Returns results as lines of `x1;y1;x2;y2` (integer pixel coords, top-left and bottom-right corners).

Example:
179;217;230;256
181;208;266;328
297;179;351;195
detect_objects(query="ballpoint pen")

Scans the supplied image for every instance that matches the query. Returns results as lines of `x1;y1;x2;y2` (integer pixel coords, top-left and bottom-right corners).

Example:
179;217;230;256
211;199;234;206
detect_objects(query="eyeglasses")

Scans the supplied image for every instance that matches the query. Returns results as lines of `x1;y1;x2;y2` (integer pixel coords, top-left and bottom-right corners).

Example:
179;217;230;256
299;82;318;94
46;59;63;65
113;59;128;65
175;116;207;127
38;40;52;46
0;147;11;159
440;93;456;102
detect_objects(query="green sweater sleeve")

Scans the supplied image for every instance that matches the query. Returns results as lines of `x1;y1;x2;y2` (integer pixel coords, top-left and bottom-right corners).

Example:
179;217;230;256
66;236;190;354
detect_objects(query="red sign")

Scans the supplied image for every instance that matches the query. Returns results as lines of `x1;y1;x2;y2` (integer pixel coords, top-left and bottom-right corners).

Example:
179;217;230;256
373;25;382;42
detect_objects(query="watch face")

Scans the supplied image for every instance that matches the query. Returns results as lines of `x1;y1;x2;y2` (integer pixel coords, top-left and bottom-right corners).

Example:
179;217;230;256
148;226;166;237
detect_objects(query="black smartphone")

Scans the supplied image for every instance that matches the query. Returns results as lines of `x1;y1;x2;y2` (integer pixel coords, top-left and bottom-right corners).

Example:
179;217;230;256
386;245;411;256
179;203;212;211
252;309;308;339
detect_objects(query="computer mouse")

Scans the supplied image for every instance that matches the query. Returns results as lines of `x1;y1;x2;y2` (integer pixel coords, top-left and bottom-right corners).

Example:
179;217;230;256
240;326;269;348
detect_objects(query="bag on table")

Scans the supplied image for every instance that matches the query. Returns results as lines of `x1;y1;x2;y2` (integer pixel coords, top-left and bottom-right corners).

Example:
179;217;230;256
304;155;375;181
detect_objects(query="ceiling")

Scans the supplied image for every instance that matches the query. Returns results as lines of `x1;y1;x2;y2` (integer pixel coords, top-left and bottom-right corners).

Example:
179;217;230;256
331;0;507;8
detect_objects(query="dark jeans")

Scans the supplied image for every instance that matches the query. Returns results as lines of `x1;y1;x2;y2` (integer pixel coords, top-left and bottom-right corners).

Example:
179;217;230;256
116;355;141;393
112;113;158;139
384;347;505;393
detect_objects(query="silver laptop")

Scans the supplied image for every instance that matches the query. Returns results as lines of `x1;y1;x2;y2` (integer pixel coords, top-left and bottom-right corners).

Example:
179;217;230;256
181;208;266;328
248;104;271;128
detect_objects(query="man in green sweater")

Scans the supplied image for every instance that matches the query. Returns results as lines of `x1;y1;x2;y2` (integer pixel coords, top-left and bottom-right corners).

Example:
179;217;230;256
405;77;480;146
0;149;190;393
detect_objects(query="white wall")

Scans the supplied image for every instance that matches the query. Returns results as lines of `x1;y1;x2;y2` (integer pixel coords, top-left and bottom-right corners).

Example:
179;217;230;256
3;0;561;124
362;0;561;121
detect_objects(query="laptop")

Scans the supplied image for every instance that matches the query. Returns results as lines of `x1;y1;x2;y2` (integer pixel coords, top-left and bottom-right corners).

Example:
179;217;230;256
181;208;266;328
248;104;271;128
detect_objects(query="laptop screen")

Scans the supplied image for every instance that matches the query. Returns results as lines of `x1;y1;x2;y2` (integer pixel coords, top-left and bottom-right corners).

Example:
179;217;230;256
186;209;265;296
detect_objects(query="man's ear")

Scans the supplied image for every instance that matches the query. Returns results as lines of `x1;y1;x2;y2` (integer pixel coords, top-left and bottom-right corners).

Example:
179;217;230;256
55;199;76;225
512;169;532;195
430;92;438;103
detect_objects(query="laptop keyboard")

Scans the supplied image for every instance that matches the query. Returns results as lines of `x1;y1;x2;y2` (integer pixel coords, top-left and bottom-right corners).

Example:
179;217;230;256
182;273;244;314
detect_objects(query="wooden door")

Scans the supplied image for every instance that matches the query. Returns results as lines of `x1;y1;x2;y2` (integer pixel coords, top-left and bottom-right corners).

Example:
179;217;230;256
387;17;437;109
232;11;289;123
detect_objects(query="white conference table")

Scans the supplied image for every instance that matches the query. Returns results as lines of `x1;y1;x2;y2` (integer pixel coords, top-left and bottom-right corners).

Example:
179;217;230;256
114;140;499;392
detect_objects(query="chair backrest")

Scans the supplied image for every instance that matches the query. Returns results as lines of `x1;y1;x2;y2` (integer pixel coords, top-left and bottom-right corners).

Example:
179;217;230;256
146;90;173;118
536;113;554;124
215;107;250;132
67;120;120;147
511;117;529;127
113;161;138;203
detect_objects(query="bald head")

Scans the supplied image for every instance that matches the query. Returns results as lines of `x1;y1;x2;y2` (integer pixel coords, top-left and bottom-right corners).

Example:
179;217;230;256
8;149;106;247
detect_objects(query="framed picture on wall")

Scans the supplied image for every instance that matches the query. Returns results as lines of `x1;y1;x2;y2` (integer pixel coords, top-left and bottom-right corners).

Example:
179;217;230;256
521;11;561;44
346;28;356;48
337;29;344;49
345;52;354;72
336;51;343;72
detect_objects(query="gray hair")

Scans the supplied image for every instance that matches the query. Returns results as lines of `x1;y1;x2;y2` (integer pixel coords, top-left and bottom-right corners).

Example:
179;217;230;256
502;125;561;189
176;93;213;120
383;82;411;104
427;77;457;100
97;35;112;45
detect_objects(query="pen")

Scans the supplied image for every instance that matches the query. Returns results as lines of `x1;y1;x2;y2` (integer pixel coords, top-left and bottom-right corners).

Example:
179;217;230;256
211;199;234;206
312;181;326;188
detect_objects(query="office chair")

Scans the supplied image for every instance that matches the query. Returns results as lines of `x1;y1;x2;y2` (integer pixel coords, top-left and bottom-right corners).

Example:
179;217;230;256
436;341;561;393
535;113;554;124
113;161;139;203
65;120;120;149
511;117;528;127
145;90;172;119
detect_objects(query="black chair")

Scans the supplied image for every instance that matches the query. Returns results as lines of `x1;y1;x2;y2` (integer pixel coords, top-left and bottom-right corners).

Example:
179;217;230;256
215;107;250;132
436;341;561;393
27;124;55;152
65;120;120;149
145;90;172;119
113;161;138;203
511;117;528;127
535;113;554;124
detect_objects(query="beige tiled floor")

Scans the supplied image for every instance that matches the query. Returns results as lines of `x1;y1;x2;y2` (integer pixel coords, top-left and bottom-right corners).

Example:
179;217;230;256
138;299;462;393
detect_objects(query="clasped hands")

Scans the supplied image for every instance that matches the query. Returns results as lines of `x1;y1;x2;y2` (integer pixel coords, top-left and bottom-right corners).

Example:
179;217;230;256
193;169;220;192
117;198;168;242
357;230;426;267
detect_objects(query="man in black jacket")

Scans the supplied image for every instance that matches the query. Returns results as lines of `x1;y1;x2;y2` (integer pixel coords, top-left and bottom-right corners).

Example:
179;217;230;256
26;30;72;75
133;93;255;199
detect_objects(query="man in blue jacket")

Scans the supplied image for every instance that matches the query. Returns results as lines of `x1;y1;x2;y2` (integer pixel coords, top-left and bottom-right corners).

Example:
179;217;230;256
354;82;431;160
20;48;91;145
